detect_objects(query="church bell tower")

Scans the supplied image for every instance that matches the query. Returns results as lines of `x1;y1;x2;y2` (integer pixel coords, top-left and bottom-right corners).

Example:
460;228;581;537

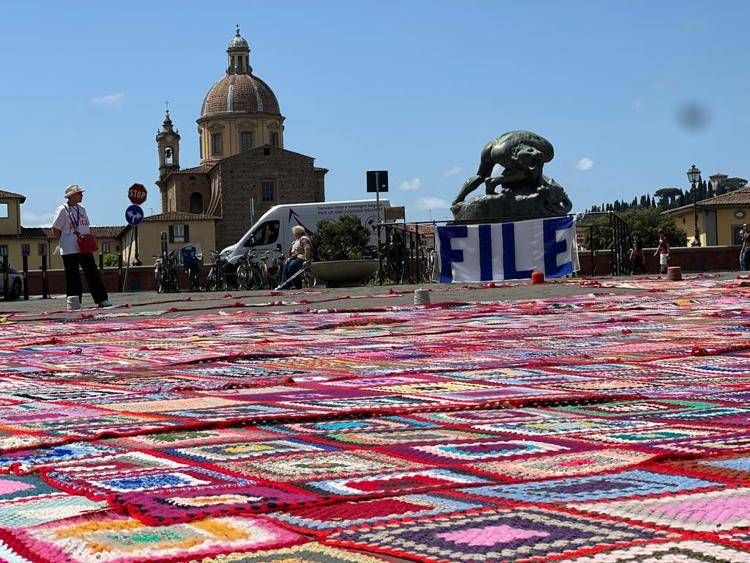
156;108;181;181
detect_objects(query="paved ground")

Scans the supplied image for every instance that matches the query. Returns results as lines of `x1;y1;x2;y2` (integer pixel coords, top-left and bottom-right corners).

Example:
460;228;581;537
0;272;737;318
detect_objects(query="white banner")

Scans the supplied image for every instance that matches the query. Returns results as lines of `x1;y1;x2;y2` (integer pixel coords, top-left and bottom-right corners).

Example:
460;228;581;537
436;216;578;282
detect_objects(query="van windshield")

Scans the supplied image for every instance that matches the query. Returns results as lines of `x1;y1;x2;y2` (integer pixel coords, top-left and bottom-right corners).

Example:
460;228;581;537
244;220;280;247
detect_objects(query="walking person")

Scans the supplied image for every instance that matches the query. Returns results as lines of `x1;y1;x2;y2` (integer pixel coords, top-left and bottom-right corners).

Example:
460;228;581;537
51;185;112;310
629;233;646;275
280;226;313;289
740;224;750;272
654;230;670;275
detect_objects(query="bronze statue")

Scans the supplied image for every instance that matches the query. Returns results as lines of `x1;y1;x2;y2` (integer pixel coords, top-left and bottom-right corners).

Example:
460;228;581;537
452;130;573;222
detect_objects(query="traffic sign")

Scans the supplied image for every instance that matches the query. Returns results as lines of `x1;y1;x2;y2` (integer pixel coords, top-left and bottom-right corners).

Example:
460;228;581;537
128;183;148;205
366;171;389;193
125;205;144;226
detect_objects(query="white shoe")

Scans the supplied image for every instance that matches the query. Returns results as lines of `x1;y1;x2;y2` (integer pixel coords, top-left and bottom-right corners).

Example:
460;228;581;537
97;300;113;308
67;296;81;311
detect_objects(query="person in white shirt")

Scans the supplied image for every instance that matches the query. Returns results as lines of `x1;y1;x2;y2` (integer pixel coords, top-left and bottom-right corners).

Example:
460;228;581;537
51;184;111;310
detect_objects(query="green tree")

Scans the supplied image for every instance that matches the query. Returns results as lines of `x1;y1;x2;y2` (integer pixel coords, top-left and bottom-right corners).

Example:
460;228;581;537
621;207;687;247
103;253;119;267
312;215;372;261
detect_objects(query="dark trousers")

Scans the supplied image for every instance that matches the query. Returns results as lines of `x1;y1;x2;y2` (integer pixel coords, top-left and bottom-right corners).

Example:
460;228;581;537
282;257;304;289
62;253;108;304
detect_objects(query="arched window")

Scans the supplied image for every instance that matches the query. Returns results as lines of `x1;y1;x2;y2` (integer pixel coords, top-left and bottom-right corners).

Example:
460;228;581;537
190;192;204;215
165;147;174;165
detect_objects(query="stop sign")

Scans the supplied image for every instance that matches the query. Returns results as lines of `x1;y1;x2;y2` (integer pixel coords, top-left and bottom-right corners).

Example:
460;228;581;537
128;183;147;205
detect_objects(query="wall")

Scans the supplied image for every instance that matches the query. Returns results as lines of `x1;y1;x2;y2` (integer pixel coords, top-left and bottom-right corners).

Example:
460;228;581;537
168;174;211;214
578;245;744;276
669;206;750;246
198;113;285;163
15;265;213;297
716;207;749;245
213;147;326;250
121;220;217;266
0;199;21;236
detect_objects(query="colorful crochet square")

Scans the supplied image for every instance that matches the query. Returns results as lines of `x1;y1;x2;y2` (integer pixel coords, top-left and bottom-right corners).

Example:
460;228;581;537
273;492;491;534
325;507;671;562
568;487;750;532
199;542;387;562
0;513;304;563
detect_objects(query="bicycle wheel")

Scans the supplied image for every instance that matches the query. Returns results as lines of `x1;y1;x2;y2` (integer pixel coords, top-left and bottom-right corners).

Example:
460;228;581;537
207;268;218;291
249;265;264;290
236;264;250;290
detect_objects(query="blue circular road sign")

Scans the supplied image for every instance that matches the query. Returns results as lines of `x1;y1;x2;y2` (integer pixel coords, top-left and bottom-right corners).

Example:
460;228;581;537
125;204;144;226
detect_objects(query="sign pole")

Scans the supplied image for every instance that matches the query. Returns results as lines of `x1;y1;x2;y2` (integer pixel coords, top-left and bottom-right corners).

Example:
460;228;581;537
376;172;382;285
122;228;134;292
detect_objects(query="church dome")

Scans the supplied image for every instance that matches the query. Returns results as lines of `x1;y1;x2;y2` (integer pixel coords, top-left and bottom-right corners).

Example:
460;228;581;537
200;73;281;117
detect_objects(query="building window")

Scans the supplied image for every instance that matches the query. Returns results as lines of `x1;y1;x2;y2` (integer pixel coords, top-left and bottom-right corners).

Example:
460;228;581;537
261;181;275;202
270;132;279;147
199;131;203;159
38;243;47;256
101;241;111;254
0;203;7;218
169;224;189;243
240;131;253;151
21;244;30;256
190;193;204;214
0;245;7;257
211;133;223;156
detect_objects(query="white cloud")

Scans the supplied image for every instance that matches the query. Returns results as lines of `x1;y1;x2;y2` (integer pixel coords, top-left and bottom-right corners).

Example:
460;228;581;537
21;210;55;227
399;177;422;191
576;157;594;171
414;197;450;210
442;166;463;177
91;92;125;108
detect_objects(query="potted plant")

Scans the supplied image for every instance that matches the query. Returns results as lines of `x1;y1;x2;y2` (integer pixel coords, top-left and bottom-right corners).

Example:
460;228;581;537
310;215;378;287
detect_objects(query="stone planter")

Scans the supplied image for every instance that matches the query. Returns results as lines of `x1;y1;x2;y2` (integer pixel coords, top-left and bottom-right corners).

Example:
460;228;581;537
310;260;378;288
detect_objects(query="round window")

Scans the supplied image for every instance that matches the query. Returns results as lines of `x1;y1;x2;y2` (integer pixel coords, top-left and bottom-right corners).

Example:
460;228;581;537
734;210;746;219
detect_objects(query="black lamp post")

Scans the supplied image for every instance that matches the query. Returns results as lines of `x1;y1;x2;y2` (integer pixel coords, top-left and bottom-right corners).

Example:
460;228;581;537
687;164;702;247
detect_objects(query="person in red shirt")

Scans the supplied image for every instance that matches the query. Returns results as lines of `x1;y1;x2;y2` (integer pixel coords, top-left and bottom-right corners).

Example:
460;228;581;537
654;230;670;275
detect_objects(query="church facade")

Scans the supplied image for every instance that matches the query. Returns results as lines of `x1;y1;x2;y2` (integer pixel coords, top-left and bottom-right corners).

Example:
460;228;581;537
156;27;327;251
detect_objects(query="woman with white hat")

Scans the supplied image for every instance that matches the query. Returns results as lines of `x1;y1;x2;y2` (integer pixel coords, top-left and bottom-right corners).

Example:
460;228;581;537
51;184;112;310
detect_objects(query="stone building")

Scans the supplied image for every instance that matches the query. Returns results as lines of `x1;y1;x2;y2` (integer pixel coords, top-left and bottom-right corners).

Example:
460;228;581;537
156;27;327;251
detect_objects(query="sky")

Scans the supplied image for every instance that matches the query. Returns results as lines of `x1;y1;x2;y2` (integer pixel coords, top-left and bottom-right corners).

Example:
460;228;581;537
1;0;749;227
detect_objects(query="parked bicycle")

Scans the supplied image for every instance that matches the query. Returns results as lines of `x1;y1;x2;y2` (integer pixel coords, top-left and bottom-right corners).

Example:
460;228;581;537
206;250;228;292
236;249;263;290
180;246;203;292
259;250;285;289
154;251;179;293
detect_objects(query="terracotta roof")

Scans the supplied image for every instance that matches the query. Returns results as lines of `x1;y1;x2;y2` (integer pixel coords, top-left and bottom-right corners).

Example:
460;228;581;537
143;212;218;222
174;164;214;175
91;226;126;238
0;189;26;203
18;227;50;238
662;187;750;215
200;73;280;117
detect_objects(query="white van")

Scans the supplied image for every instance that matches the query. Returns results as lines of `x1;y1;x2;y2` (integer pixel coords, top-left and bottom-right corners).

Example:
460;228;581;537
220;199;390;265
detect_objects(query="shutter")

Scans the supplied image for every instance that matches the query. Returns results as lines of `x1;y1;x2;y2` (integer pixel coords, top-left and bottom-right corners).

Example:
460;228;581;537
168;225;174;243
184;224;190;243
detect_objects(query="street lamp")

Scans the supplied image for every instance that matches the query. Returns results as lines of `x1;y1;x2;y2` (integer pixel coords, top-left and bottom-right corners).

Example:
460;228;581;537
687;164;702;247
